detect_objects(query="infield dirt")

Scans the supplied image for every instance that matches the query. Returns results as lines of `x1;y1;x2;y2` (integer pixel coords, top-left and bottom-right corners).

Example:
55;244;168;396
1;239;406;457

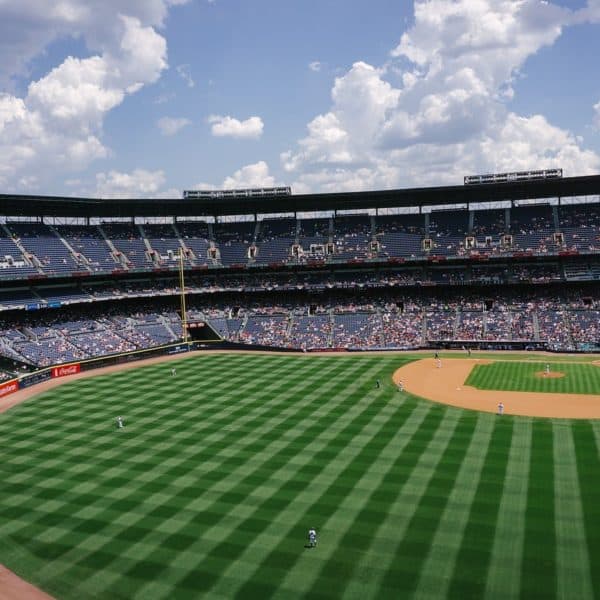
393;358;600;418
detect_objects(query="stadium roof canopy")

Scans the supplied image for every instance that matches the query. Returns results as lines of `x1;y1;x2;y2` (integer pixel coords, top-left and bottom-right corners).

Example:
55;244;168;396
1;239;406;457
1;174;600;219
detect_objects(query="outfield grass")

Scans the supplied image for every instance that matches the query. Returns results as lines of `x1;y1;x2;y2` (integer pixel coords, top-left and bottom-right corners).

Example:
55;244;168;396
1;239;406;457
465;361;600;395
1;353;600;599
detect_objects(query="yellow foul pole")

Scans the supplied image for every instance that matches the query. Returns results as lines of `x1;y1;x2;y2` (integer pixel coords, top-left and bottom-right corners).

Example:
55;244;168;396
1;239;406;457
179;247;188;344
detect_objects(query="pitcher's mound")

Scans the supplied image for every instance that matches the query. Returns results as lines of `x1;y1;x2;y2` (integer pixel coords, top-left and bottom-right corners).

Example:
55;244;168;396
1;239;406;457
534;371;565;379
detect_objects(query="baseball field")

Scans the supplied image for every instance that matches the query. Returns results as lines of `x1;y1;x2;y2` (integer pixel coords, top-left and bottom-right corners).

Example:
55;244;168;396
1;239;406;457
1;352;600;599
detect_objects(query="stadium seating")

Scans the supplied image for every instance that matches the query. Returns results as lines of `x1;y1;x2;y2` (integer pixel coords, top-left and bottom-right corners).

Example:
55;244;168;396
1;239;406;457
176;221;211;266
0;203;596;283
6;223;82;275
142;223;185;267
55;224;117;272
0;228;39;277
0;189;598;366
213;221;254;266
1;284;600;366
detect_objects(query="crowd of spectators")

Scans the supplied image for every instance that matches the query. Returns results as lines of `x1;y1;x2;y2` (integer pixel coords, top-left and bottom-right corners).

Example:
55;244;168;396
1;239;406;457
0;369;15;382
0;286;599;365
0;301;180;367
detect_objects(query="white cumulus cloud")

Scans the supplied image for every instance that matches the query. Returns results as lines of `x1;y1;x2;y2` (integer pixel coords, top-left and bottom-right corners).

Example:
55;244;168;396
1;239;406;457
95;168;167;198
191;161;278;191
281;0;600;192
222;161;276;188
208;115;264;139
0;0;187;85
0;1;181;189
157;116;191;136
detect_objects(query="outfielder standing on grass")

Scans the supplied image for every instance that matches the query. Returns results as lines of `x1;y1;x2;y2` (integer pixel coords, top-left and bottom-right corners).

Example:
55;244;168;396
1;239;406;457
116;416;124;429
308;528;317;548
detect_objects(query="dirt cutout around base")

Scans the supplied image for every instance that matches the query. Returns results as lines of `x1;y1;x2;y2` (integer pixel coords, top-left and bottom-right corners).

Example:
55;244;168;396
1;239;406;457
534;371;566;379
394;358;600;419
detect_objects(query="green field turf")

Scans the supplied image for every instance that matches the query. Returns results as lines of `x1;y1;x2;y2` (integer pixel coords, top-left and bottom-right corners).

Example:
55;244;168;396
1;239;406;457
1;353;600;599
465;361;600;395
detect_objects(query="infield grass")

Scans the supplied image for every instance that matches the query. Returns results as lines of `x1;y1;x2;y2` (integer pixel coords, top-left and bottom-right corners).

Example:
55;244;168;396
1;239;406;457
465;361;600;395
1;353;600;599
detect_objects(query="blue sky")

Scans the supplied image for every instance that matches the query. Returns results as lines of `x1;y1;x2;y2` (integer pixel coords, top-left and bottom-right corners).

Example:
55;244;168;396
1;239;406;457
0;0;599;198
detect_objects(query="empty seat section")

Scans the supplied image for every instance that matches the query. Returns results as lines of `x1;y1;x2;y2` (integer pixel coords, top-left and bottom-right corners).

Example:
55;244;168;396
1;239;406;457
177;221;210;264
143;224;184;266
102;223;149;269
0;228;38;277
214;221;254;266
55;225;116;272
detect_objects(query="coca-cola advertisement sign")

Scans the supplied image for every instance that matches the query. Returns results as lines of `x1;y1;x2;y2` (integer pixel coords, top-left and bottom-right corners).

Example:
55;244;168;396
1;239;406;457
51;363;81;378
0;379;19;398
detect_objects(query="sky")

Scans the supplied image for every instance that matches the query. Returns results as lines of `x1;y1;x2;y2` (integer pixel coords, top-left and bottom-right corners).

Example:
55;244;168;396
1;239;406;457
1;0;600;199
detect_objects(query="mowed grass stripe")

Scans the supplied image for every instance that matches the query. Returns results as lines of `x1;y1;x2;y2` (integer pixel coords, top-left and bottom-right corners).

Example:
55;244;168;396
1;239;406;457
14;360;366;596
334;407;477;600
277;395;432;596
251;402;454;600
2;360;328;592
484;419;532;599
110;356;394;596
465;362;600;395
572;421;600;596
54;359;382;597
411;413;496;599
2;354;293;452
446;416;514;598
2;354;599;600
275;398;437;600
2;356;372;596
21;356;329;469
553;423;594;600
1;358;319;508
520;421;557;600
172;359;402;597
2;359;371;512
3;363;302;476
373;411;478;598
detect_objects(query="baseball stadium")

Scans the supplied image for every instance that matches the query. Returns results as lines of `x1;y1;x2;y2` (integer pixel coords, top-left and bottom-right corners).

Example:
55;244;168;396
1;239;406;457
1;170;600;599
